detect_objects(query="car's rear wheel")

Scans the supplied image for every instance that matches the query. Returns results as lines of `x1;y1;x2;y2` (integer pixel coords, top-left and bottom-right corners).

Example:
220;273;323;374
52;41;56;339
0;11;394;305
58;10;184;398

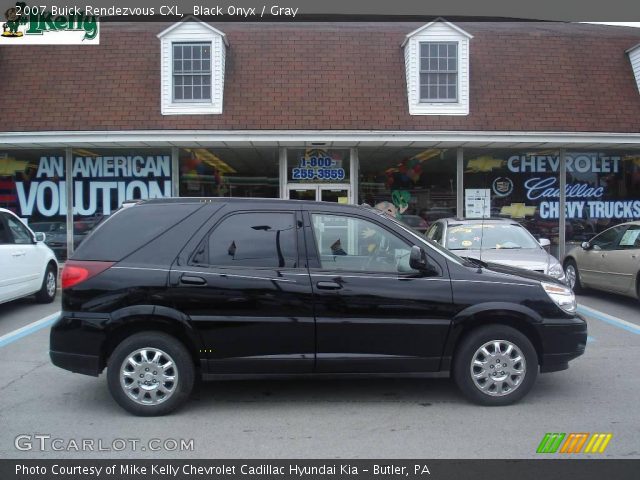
453;325;538;406
35;264;57;303
107;332;194;416
564;259;584;294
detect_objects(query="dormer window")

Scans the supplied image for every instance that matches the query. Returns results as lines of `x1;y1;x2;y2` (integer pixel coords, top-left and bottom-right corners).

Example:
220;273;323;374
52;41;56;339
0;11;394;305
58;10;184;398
626;43;640;94
402;18;472;115
158;17;228;115
173;42;212;102
420;42;458;102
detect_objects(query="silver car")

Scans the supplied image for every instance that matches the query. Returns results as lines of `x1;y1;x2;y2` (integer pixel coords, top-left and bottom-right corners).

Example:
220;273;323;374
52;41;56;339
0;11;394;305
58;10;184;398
564;221;640;299
426;218;566;282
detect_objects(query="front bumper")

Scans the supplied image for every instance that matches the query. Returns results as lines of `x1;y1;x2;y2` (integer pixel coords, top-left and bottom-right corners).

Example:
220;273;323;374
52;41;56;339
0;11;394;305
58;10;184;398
537;314;587;373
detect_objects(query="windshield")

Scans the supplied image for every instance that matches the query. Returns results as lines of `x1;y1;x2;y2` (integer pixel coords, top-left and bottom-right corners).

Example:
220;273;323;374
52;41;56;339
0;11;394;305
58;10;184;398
446;223;540;251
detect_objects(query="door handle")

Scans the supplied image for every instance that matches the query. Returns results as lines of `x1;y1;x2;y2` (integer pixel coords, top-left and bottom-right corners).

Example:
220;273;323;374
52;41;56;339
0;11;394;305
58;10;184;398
180;275;207;286
11;251;25;257
316;281;342;290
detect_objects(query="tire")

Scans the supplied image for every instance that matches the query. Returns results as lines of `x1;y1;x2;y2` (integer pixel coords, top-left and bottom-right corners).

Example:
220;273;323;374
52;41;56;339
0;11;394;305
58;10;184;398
564;259;584;294
453;325;538;406
35;264;57;303
107;332;194;416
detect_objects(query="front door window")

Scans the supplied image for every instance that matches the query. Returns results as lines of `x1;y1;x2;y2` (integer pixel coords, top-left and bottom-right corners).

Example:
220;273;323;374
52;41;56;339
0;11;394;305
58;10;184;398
311;213;417;273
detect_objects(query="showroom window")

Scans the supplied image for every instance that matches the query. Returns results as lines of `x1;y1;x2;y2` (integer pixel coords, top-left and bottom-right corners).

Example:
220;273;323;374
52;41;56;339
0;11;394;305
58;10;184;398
563;150;640;254
358;147;457;234
179;147;279;198
463;149;561;256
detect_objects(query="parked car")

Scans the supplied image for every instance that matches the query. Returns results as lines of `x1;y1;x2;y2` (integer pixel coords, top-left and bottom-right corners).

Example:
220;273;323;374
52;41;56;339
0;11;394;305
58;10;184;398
564;221;640;299
419;207;456;225
0;208;59;305
399;214;429;233
50;198;586;415
31;217;106;261
426;218;566;282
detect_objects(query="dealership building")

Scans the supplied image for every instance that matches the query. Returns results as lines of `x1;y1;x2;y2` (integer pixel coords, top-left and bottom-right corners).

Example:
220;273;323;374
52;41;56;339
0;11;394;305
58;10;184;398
2;18;640;259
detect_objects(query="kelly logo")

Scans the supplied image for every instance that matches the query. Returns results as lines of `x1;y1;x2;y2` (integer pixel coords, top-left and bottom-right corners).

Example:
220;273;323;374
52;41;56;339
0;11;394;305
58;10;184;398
1;2;98;44
536;432;613;454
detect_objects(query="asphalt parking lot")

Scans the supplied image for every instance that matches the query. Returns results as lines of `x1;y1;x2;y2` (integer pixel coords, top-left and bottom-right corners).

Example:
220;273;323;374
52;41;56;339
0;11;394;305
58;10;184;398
0;291;638;459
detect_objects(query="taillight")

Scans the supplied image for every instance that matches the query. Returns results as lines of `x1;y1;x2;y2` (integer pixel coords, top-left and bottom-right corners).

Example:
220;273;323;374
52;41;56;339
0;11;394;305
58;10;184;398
61;260;115;289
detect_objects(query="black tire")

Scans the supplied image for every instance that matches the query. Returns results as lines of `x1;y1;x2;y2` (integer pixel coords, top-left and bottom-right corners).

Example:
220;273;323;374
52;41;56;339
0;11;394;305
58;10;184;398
107;332;194;416
564;258;584;294
453;325;538;406
35;264;57;303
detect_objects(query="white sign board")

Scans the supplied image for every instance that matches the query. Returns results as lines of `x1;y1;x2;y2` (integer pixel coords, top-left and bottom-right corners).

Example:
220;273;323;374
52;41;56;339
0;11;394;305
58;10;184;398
465;189;491;219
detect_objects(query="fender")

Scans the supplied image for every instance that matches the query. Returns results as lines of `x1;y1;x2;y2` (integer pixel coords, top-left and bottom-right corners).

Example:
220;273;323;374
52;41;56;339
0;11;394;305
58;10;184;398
107;304;204;353
442;301;543;361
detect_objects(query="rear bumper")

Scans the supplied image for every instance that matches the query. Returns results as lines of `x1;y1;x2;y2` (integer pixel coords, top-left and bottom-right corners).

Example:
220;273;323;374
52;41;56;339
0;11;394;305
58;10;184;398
50;350;101;376
49;312;109;376
537;314;588;373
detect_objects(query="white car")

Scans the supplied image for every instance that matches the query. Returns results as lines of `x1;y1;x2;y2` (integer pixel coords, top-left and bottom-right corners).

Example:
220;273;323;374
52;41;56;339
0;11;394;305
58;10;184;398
426;217;566;282
0;208;59;305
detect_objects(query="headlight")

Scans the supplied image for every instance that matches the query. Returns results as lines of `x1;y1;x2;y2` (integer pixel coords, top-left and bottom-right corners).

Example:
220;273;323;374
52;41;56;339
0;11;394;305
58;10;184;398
541;281;576;314
547;262;566;282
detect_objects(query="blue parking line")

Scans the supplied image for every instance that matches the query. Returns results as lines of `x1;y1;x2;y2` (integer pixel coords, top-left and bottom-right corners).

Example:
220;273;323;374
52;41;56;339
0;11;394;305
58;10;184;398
0;312;60;348
577;305;640;335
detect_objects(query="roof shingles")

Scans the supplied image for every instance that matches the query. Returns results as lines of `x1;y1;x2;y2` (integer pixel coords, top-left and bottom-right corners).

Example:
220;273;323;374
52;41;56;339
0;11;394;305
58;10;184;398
2;21;640;132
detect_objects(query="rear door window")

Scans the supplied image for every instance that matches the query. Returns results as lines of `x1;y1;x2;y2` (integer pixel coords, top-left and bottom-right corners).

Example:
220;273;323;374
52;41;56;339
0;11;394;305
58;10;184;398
198;212;298;268
617;226;640;249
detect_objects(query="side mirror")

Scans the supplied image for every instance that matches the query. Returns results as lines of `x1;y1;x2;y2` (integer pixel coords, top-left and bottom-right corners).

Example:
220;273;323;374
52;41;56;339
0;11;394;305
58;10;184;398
410;245;436;274
581;241;591;250
34;232;46;243
538;238;551;248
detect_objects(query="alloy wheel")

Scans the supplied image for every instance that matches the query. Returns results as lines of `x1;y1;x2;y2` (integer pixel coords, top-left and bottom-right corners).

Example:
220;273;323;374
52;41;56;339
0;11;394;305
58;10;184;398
470;340;526;397
120;348;178;405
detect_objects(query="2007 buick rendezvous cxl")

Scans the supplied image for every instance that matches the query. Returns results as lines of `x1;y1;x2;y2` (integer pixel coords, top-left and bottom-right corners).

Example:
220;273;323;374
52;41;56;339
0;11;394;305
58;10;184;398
50;198;586;415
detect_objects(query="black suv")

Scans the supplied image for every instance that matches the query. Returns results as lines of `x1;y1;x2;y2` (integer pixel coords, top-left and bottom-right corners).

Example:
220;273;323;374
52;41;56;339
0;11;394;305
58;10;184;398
50;198;587;415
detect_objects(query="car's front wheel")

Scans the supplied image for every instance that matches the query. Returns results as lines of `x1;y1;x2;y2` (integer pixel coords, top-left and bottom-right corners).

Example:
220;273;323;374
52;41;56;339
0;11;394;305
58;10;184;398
107;332;194;416
453;325;538;406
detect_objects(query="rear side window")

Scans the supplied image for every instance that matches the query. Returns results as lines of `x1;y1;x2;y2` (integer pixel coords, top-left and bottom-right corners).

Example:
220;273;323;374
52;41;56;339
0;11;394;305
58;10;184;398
198;212;297;268
73;203;202;261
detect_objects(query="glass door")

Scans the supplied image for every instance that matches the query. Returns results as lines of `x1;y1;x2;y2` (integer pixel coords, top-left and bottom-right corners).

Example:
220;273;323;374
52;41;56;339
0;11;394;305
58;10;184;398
319;186;350;204
287;185;351;203
288;187;317;201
